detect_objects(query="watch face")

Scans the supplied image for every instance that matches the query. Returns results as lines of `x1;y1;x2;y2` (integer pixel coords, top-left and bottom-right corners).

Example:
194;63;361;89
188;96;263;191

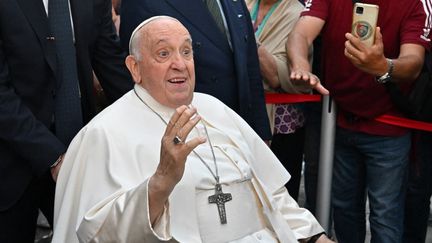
376;59;393;84
376;73;391;84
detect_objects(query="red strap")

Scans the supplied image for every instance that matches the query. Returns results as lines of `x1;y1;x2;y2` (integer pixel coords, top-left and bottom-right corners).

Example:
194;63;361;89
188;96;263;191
265;93;321;104
264;93;432;132
375;114;432;132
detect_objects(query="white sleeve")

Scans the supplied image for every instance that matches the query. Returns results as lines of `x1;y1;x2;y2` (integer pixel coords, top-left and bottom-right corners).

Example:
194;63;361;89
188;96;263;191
77;179;175;243
272;186;324;240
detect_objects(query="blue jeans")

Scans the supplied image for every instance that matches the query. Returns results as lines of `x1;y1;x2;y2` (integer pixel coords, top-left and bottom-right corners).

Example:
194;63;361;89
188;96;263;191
332;127;410;243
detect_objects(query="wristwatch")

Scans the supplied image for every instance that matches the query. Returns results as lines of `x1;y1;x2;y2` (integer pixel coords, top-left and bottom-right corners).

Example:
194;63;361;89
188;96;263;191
376;58;394;84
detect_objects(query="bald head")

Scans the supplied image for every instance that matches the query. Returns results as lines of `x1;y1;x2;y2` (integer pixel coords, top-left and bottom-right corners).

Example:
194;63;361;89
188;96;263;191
129;16;190;60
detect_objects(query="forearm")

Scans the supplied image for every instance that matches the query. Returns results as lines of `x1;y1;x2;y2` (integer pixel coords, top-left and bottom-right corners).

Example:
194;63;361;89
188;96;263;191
286;15;325;73
365;52;424;83
148;174;175;226
258;47;280;89
286;32;313;72
261;60;279;89
390;53;424;82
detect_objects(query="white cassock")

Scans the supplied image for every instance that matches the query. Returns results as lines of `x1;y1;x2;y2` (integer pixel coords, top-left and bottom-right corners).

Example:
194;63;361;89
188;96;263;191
53;84;324;243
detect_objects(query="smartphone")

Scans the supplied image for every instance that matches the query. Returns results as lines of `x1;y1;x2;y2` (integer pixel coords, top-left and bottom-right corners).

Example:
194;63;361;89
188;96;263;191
351;3;379;46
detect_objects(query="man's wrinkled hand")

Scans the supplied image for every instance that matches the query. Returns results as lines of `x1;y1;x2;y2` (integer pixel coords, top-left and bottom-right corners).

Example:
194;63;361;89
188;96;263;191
154;105;206;190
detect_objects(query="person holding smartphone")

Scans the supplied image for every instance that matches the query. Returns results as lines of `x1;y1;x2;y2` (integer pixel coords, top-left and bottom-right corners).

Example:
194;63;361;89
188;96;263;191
286;0;430;242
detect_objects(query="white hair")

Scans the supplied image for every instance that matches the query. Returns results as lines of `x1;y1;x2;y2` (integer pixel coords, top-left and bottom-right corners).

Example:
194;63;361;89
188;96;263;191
128;16;181;60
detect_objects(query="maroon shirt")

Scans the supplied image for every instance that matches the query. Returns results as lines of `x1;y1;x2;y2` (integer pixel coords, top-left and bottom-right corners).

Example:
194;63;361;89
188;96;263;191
302;0;430;136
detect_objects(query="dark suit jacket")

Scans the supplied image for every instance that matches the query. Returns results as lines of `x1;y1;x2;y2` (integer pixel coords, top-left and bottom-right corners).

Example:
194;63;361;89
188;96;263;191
0;0;133;210
120;0;272;140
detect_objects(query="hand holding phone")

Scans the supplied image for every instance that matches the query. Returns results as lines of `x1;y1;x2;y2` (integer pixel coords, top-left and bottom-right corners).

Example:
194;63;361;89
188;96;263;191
351;3;379;46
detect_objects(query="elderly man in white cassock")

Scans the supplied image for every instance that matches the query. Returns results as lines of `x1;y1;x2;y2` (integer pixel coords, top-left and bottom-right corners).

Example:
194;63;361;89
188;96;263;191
52;16;333;243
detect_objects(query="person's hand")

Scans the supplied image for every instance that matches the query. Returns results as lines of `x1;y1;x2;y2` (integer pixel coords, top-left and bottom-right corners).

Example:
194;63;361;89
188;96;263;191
344;27;388;76
51;154;65;182
148;105;207;224
289;69;329;95
152;105;207;190
315;234;335;243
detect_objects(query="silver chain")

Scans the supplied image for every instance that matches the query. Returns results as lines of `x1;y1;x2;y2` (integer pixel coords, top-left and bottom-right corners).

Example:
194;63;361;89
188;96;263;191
134;88;220;183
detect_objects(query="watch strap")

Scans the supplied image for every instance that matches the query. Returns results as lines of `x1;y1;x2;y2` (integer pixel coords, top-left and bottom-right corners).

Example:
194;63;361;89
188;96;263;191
376;58;394;84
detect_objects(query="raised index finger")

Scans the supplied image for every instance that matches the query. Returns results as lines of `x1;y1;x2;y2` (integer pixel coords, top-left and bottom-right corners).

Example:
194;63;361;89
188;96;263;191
165;105;188;136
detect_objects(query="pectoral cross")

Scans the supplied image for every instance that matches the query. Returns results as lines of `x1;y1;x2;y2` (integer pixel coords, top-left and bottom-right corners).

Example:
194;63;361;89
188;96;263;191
208;183;232;224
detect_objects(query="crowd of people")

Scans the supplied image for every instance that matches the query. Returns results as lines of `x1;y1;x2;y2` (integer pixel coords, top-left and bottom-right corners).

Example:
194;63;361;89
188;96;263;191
0;0;431;242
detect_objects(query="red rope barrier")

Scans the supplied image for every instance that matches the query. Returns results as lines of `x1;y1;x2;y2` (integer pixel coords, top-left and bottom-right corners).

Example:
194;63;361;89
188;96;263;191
265;93;321;104
375;115;432;132
265;93;432;132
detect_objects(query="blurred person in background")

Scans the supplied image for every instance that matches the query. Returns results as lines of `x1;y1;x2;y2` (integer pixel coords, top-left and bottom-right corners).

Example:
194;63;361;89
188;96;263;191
286;0;430;242
0;0;132;241
246;0;311;201
403;52;432;242
112;0;121;34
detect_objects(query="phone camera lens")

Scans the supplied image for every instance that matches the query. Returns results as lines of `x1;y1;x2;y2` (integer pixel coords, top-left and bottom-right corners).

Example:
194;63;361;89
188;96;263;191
356;7;364;14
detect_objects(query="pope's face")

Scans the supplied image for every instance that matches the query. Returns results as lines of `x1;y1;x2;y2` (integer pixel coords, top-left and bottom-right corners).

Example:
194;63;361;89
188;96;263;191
137;19;195;108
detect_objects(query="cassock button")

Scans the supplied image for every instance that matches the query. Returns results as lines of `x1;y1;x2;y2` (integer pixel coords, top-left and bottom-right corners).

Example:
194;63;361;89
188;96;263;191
194;42;201;49
244;35;248;42
238;14;243;18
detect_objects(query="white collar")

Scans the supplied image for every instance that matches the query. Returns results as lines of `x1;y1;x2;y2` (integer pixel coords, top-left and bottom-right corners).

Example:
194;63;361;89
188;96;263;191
133;84;180;121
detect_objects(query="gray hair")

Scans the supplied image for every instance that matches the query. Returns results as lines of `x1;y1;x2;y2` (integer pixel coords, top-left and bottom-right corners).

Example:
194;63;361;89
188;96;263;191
128;16;182;60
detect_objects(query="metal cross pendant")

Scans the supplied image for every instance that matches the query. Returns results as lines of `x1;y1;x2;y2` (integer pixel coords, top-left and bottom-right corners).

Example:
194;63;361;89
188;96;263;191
208;183;232;224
